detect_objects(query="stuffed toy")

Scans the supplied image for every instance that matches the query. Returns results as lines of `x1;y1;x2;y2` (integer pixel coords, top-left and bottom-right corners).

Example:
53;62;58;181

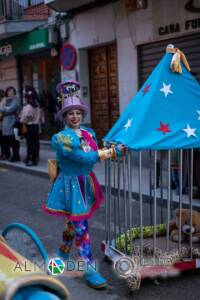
170;208;200;242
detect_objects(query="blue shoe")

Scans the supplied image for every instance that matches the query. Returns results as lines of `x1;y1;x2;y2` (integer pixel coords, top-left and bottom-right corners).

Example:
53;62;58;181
56;249;69;260
84;268;107;289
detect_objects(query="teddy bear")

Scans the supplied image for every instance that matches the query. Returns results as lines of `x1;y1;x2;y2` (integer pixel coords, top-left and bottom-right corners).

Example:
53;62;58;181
170;208;200;242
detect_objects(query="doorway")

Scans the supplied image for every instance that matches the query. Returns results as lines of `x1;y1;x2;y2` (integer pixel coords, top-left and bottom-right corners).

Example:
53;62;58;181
88;44;119;142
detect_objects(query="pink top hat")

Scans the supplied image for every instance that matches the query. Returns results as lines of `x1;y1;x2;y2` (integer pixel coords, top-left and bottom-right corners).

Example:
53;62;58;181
57;96;88;121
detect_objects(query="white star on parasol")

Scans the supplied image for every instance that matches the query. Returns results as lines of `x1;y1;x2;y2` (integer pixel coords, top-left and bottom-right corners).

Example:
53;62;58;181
160;82;173;97
182;124;197;138
124;119;133;131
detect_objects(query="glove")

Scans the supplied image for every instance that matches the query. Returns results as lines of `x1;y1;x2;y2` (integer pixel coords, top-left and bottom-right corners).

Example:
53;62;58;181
98;146;116;161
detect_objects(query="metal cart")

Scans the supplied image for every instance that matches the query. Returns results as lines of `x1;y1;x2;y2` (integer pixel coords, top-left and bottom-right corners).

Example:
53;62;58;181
101;149;200;291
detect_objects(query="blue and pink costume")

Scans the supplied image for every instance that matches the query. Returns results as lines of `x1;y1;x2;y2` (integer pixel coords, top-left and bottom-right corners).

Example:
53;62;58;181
43;126;103;262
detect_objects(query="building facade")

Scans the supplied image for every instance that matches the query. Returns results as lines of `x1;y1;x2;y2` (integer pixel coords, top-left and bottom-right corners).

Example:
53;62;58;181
46;0;200;139
0;0;50;91
0;1;61;136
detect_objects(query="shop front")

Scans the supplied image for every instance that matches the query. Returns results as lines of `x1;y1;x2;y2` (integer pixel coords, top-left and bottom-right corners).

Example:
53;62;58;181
138;32;200;87
0;28;61;138
20;51;61;138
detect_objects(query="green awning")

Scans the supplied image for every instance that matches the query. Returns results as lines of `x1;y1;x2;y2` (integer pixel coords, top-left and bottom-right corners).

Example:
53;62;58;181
0;28;50;57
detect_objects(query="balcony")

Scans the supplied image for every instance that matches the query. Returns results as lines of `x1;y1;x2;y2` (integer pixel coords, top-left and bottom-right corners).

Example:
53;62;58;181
0;0;50;39
44;0;115;13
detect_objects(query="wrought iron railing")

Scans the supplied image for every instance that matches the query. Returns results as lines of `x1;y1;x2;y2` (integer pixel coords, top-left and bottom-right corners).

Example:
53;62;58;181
0;0;46;20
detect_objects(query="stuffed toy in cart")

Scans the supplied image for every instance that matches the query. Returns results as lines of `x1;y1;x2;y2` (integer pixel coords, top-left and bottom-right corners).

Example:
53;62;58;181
170;208;200;242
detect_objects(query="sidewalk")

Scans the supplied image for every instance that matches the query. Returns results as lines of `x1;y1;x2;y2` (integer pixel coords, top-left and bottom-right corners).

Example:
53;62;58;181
0;142;54;178
0;141;200;208
0;141;106;182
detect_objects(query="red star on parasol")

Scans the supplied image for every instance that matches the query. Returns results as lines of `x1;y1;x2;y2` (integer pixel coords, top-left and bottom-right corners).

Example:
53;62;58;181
142;83;151;96
157;122;172;134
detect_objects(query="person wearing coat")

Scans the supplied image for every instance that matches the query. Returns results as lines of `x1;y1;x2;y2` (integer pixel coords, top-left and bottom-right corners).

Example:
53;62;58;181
0;89;6;159
43;80;124;289
0;86;21;161
20;86;40;166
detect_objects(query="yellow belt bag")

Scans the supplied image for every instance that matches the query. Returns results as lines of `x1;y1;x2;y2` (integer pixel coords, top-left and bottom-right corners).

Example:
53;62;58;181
47;159;58;182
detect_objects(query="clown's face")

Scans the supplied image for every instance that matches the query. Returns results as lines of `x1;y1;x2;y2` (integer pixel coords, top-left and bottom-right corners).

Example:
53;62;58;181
64;109;83;129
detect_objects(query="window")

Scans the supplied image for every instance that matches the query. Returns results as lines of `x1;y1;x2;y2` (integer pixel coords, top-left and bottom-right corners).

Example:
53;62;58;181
17;0;44;8
29;0;44;5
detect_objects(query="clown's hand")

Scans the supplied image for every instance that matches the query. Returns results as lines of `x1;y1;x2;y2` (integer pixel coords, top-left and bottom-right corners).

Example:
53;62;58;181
98;144;127;161
98;147;116;161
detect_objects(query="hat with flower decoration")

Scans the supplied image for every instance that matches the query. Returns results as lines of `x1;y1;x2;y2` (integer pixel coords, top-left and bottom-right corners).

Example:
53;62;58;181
56;80;88;120
56;80;80;96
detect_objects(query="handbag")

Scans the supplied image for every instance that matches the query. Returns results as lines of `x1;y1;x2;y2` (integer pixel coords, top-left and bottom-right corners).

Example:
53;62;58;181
48;159;58;182
0;112;3;121
22;123;28;135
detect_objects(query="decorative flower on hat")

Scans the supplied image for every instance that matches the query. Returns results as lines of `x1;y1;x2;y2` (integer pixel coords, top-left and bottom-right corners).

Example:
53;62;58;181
56;80;88;121
57;80;81;107
61;82;80;97
57;80;80;97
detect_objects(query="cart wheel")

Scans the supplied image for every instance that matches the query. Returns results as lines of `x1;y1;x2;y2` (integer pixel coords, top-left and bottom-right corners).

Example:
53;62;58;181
2;223;49;265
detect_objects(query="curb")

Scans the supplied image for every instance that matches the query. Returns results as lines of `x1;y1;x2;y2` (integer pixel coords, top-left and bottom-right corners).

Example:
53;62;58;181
1;161;200;209
0;161;49;179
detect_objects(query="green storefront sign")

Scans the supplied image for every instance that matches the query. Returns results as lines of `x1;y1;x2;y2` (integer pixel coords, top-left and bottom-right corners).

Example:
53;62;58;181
0;28;50;57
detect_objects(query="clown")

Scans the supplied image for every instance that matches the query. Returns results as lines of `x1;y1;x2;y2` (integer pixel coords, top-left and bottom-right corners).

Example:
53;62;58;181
43;80;124;289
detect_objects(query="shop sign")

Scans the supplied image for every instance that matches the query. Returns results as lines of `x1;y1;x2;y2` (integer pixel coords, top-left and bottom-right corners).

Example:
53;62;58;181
25;28;48;52
0;44;12;56
29;42;45;51
0;28;50;56
158;17;200;36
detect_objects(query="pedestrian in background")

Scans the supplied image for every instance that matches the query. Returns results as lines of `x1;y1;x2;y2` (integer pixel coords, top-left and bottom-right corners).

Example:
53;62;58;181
0;86;21;161
20;86;40;166
0;89;6;159
36;96;45;162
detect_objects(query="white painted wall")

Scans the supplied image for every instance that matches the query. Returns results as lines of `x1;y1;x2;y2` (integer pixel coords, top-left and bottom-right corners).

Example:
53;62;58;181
77;49;91;124
152;0;200;40
117;37;137;113
67;0;200;117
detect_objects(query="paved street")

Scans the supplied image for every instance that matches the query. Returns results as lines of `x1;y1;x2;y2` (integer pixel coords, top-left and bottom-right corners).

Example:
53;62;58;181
1;167;200;300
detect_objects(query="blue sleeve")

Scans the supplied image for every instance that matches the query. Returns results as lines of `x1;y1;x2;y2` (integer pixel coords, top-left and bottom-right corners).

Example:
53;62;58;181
1;99;18;115
51;133;100;165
